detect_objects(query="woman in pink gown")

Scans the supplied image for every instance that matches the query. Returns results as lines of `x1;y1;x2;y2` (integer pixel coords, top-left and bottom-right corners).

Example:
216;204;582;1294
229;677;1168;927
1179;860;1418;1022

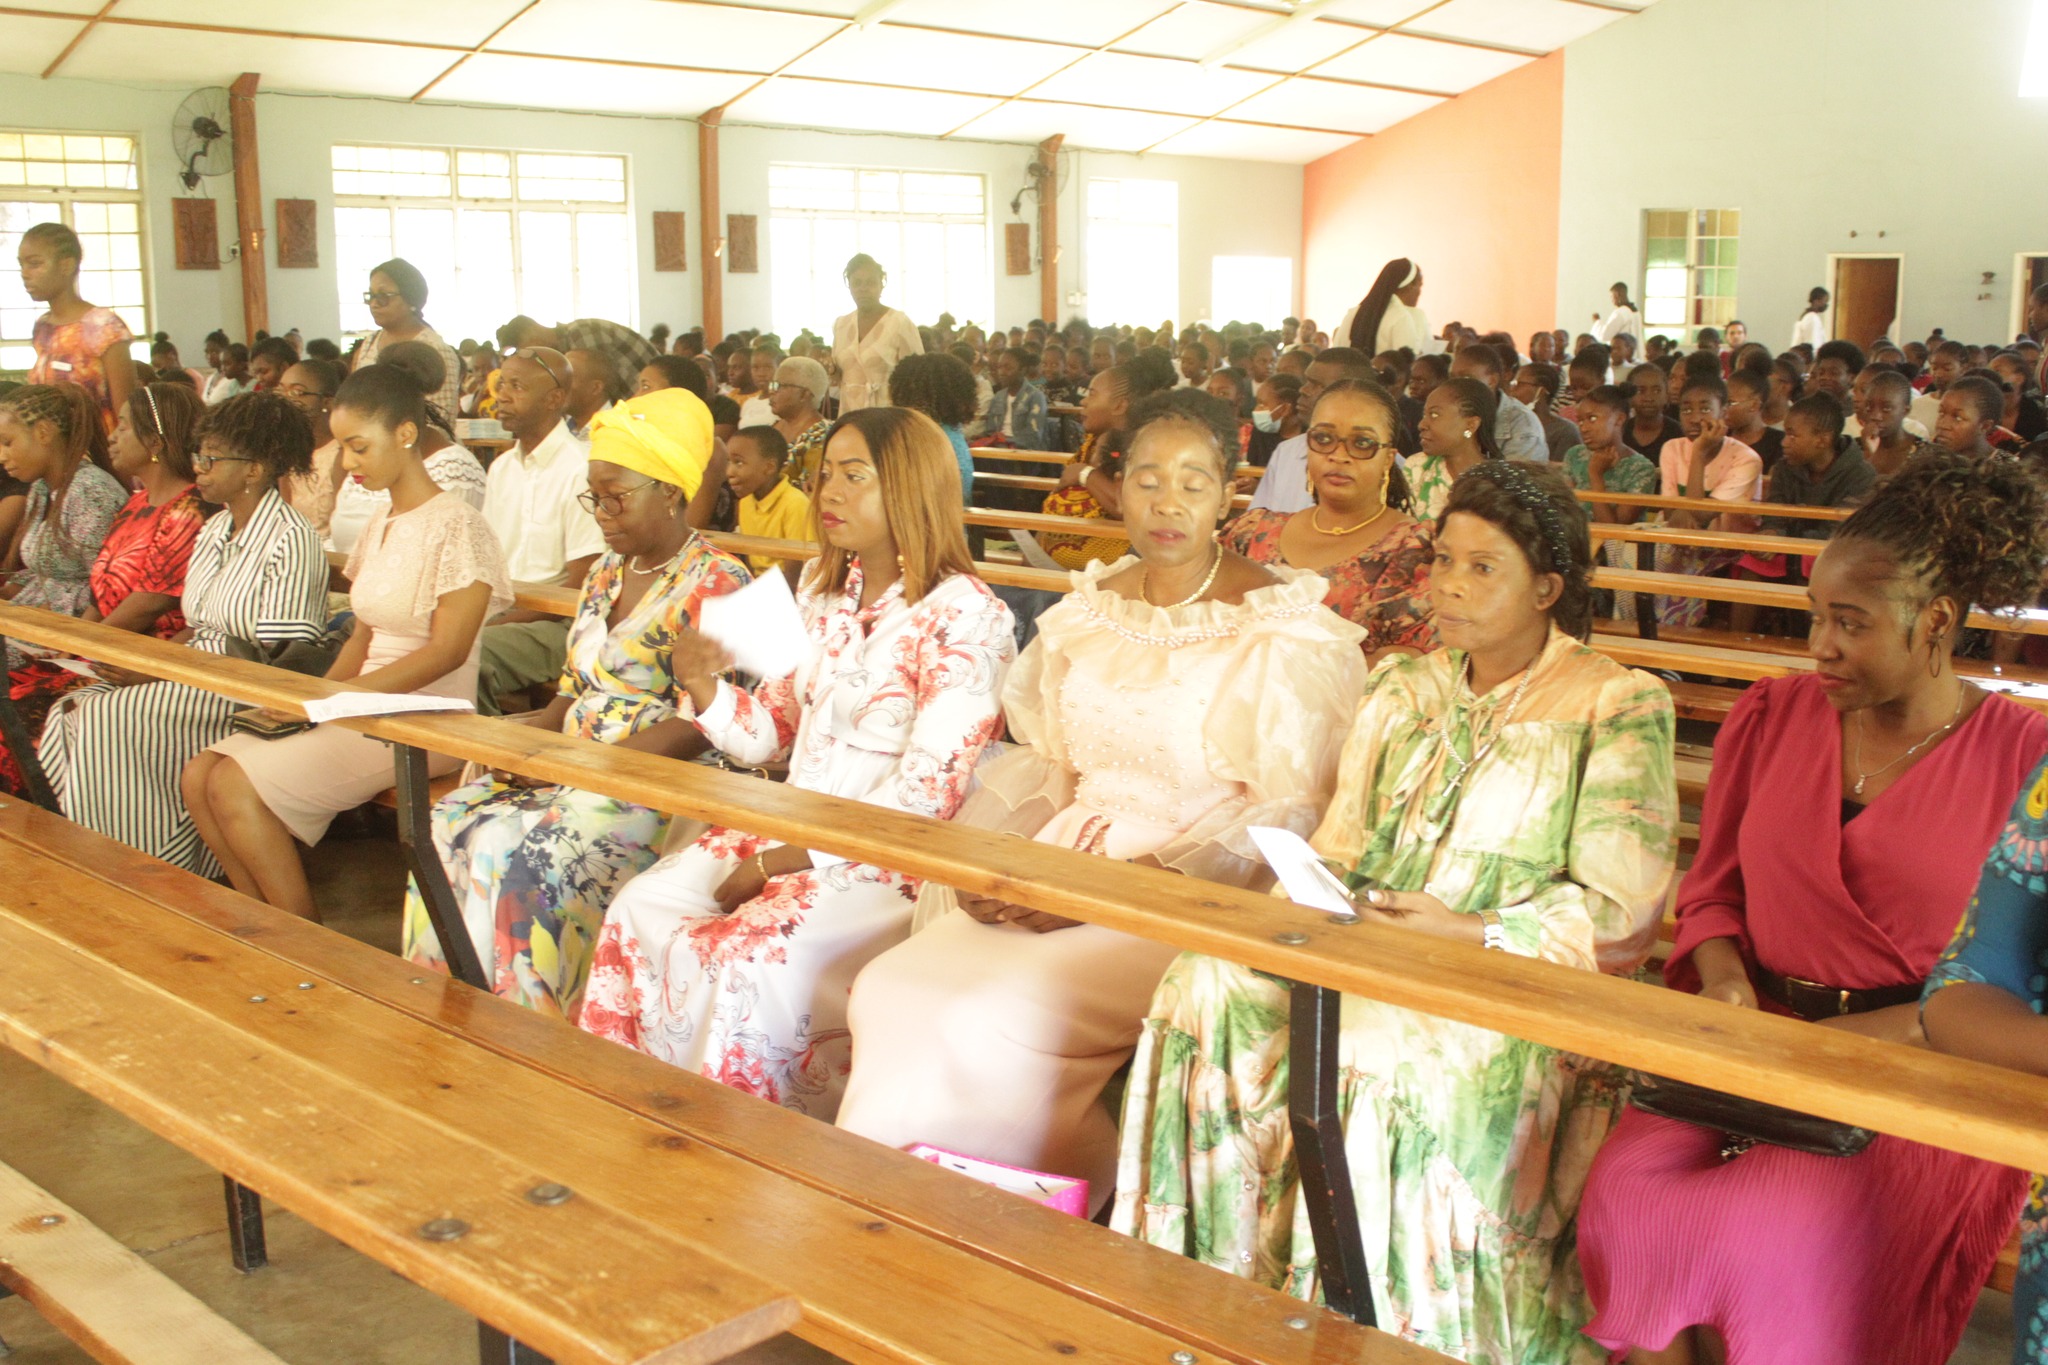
1576;450;2048;1365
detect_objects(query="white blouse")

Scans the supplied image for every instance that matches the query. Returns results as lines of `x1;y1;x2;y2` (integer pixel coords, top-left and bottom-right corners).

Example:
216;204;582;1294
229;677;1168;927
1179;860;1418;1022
832;307;923;412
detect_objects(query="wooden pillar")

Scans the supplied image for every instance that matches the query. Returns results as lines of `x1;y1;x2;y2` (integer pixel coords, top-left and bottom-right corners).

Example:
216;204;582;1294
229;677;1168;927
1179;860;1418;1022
228;73;267;342
699;107;723;342
1036;134;1063;326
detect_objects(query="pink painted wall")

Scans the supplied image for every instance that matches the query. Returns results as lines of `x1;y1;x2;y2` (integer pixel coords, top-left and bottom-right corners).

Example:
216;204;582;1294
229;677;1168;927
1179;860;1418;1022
1302;52;1563;346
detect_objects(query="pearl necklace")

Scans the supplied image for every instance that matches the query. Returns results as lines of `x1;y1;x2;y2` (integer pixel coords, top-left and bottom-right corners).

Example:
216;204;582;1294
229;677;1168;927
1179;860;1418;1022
1435;653;1539;794
1142;548;1222;610
627;535;692;577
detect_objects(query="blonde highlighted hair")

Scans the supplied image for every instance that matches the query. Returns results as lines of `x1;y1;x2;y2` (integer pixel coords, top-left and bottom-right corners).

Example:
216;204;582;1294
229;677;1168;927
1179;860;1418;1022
803;406;973;605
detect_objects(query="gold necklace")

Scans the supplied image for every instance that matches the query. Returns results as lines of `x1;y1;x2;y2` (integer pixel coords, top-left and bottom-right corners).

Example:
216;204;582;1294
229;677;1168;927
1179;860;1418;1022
1309;503;1390;537
1143;549;1222;609
1850;684;1967;796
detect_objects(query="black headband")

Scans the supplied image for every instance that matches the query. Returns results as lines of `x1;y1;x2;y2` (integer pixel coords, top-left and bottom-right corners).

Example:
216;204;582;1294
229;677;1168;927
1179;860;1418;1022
1485;461;1575;576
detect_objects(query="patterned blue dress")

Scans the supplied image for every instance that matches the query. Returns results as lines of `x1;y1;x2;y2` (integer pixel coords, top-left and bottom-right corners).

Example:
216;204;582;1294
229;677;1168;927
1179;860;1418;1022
1924;754;2048;1365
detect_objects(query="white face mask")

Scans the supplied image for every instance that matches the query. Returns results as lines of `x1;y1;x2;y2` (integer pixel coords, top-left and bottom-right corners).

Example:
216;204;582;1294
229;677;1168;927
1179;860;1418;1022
1252;408;1281;433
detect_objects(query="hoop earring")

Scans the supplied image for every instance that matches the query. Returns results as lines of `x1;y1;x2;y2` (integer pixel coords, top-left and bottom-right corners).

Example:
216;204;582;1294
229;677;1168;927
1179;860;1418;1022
1928;630;1947;678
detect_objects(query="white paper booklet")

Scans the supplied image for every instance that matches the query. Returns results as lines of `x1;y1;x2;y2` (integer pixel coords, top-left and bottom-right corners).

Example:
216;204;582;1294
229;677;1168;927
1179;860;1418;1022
1248;825;1358;916
301;692;477;723
696;567;811;680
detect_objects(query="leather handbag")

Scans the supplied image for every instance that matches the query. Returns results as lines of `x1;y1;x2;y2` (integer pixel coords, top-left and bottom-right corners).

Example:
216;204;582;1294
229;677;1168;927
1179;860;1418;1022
217;625;347;679
1629;1072;1875;1160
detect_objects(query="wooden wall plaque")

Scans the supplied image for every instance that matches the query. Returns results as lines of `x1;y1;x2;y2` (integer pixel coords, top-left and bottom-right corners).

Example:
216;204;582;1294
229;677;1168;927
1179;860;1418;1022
172;198;218;270
653;211;688;272
726;214;758;273
275;198;317;268
1005;222;1032;276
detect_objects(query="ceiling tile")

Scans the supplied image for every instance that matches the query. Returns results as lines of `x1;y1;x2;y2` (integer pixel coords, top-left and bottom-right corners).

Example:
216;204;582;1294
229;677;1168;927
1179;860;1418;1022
1401;0;1626;50
1112;2;1274;61
790;26;1084;96
725;76;1001;136
1214;14;1372;74
1226;75;1440;133
1029;51;1273;116
954;99;1198;153
110;0;526;48
1319;0;1433;26
1315;31;1531;91
690;0;867;14
62;24;456;98
0;14;91;75
886;0;1178;49
425;53;757;114
491;0;842;73
1150;118;1360;163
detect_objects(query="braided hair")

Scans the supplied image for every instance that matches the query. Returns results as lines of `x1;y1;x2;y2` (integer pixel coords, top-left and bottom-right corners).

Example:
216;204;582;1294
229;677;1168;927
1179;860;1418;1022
0;382;114;557
1833;450;2048;628
1441;461;1594;639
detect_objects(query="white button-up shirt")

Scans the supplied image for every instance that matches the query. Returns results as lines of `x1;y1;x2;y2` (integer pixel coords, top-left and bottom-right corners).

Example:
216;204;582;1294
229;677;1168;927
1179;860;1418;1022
481;419;606;586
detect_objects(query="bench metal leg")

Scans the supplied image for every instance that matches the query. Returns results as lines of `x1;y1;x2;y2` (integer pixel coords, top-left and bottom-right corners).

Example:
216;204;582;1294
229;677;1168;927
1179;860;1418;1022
1287;981;1376;1327
393;743;489;992
223;1175;268;1272
478;1322;554;1365
0;633;60;814
1634;538;1659;642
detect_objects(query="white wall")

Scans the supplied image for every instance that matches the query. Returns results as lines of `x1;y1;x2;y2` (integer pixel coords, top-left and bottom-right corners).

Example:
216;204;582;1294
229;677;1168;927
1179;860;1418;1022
1559;0;2048;348
3;70;1303;360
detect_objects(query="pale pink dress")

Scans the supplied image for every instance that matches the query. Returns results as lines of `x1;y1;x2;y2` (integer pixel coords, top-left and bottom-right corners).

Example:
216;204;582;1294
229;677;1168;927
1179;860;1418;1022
210;492;510;844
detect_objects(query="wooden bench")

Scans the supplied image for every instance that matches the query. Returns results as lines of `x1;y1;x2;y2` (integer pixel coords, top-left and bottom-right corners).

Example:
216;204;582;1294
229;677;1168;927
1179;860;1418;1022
0;1158;287;1365
0;791;1435;1365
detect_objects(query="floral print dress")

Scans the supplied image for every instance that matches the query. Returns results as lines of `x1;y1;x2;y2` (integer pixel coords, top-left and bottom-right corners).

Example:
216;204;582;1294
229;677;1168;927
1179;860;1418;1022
5;465;129;671
1222;508;1435;655
400;541;752;1021
30;306;132;432
579;564;1015;1118
1923;754;2048;1365
1113;631;1678;1365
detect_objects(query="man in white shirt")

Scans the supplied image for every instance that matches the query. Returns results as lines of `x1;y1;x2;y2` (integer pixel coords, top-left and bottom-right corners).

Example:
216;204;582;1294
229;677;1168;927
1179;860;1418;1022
475;347;607;714
1451;343;1548;463
1250;347;1376;513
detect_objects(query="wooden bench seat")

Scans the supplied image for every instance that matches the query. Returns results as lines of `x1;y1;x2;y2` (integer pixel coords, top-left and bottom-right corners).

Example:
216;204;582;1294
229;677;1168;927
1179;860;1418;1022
0;795;1436;1365
0;1158;287;1365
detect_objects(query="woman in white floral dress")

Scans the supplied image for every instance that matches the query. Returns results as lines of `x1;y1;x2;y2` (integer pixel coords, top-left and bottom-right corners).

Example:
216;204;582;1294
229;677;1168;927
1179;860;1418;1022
580;408;1015;1119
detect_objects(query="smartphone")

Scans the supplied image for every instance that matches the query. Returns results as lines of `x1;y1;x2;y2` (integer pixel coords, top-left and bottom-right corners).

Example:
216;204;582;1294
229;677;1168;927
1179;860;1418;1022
229;709;312;740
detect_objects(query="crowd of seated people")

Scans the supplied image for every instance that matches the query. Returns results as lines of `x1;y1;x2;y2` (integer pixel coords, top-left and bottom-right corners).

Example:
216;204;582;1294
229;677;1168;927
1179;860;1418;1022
18;227;2048;1365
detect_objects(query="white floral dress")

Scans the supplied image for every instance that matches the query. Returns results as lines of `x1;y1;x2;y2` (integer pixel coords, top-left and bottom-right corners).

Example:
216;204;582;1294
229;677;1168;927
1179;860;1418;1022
579;563;1016;1118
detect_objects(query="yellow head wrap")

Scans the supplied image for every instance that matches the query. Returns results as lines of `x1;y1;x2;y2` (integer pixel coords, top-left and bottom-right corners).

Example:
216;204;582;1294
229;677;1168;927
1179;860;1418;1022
586;388;712;499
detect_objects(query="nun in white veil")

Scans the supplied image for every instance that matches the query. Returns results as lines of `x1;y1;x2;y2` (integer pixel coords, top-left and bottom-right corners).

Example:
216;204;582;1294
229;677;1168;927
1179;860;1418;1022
1342;258;1433;359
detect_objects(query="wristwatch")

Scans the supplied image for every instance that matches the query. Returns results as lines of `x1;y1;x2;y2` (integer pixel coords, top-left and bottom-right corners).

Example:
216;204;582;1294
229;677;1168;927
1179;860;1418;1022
1477;909;1506;951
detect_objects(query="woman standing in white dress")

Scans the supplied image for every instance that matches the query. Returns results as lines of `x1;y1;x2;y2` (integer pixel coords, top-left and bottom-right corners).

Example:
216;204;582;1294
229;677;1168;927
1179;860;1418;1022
579;407;1016;1119
831;253;923;413
1593;282;1641;348
1344;258;1432;360
39;393;328;874
835;390;1368;1204
183;364;510;922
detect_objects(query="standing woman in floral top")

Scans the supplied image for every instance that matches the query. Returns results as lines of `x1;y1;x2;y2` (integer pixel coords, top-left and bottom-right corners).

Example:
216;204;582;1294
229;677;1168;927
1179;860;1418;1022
1223;379;1434;663
401;410;754;1021
1115;461;1678;1365
581;407;1016;1119
0;382;127;668
18;222;136;434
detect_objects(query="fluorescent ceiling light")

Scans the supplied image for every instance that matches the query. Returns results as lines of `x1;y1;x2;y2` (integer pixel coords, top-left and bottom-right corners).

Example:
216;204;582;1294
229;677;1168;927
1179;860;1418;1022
1198;0;1347;69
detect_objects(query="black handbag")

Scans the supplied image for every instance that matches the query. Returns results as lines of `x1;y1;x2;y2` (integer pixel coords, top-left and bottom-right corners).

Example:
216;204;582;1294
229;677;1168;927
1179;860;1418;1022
217;624;347;679
1629;1072;1875;1161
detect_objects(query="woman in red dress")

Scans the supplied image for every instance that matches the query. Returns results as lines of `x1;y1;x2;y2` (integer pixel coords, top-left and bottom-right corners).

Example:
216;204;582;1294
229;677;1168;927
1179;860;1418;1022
1575;450;2048;1365
2;382;205;796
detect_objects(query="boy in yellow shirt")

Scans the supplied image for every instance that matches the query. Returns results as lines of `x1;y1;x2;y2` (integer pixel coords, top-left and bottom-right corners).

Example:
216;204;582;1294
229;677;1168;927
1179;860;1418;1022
727;425;813;574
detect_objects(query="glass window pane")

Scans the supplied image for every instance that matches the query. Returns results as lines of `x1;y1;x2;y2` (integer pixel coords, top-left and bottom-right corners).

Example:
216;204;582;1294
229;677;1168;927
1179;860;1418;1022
574;211;630;328
452;208;513;343
518;210;573;326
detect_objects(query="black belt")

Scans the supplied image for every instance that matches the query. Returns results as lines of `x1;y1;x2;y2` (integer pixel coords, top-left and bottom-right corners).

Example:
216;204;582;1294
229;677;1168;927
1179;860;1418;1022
1754;967;1923;1021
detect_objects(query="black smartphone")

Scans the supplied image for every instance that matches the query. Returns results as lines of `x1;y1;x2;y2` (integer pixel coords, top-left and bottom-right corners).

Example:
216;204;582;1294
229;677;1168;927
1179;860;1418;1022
228;709;312;740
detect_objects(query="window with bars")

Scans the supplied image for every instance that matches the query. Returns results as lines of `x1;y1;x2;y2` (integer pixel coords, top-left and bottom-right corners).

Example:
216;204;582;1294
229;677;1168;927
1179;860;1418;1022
766;164;990;342
331;143;632;344
1085;178;1179;328
0;131;148;374
1642;208;1740;346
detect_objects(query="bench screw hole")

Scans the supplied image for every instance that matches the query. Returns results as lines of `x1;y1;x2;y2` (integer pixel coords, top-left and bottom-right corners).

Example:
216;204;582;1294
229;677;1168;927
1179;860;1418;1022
1326;913;1359;926
1272;931;1308;946
1171;1352;1198;1364
418;1218;470;1242
297;982;315;990
525;1183;573;1206
38;1215;61;1226
248;995;266;1003
410;977;426;985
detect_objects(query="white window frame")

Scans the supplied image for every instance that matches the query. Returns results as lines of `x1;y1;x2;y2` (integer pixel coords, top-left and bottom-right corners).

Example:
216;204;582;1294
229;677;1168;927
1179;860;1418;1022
0;127;151;374
329;142;634;342
765;163;992;342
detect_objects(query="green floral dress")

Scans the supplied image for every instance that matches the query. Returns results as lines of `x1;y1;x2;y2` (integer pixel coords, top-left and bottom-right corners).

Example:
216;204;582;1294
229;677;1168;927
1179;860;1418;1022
1113;631;1678;1364
400;540;751;1019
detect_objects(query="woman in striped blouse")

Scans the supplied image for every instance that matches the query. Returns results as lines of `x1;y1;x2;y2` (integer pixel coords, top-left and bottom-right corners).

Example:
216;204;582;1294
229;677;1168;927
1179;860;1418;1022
38;392;328;875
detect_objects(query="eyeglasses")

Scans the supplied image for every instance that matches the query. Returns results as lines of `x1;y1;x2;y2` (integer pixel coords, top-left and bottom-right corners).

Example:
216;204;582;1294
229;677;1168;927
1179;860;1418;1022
192;452;255;472
279;384;333;401
1305;429;1387;459
513;347;570;390
362;290;404;307
575;481;659;517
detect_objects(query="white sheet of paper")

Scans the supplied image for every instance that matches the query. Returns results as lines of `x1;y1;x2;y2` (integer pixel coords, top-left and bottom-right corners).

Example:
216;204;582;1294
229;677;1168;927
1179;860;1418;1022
1248;825;1356;916
301;692;477;723
697;568;810;680
46;657;100;680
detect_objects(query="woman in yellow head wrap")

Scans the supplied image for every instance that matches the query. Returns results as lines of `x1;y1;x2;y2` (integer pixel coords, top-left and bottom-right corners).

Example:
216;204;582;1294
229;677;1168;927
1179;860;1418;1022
585;387;722;527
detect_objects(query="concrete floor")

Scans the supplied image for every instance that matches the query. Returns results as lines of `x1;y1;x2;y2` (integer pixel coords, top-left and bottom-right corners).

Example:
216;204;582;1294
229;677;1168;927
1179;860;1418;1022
0;817;2022;1363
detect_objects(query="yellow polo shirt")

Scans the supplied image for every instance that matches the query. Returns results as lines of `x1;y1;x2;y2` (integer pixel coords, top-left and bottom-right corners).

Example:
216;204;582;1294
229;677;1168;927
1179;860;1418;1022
735;478;814;573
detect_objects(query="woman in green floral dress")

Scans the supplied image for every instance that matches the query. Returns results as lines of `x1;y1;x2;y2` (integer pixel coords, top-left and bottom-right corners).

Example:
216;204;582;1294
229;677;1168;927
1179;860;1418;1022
1114;461;1678;1365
